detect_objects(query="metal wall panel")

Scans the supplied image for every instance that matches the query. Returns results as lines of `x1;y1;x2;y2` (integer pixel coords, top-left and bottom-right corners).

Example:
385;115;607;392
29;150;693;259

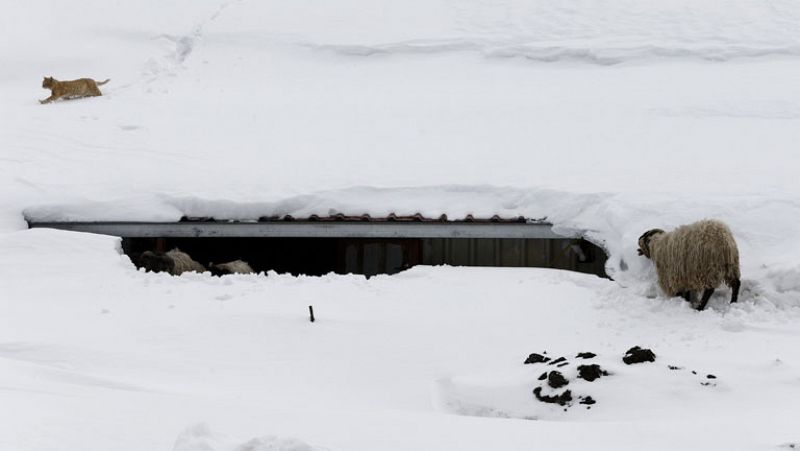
421;238;607;277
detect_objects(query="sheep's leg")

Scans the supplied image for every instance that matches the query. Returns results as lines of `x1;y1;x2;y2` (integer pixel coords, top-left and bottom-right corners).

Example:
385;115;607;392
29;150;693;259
730;279;740;303
697;288;715;311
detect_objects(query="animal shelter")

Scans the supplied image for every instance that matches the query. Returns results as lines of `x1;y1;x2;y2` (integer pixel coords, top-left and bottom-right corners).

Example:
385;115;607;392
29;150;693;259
27;214;608;277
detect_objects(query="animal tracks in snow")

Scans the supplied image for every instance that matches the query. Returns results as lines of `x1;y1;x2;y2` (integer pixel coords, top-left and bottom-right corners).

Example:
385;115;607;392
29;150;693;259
144;0;243;82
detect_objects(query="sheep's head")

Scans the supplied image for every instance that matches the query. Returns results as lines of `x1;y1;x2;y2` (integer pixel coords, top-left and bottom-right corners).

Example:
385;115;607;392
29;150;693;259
139;250;174;273
637;229;664;259
209;263;229;276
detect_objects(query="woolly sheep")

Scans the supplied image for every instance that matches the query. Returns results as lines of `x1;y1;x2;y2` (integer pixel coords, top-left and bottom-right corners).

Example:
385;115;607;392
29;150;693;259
637;219;741;311
139;248;206;275
138;251;172;273
209;260;254;276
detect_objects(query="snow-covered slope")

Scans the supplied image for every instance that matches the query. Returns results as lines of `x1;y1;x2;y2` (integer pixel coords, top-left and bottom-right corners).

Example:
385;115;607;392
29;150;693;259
2;1;800;450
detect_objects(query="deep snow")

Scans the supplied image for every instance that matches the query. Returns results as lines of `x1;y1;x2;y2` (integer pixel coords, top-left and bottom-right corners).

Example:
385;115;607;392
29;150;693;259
2;229;800;451
3;0;800;450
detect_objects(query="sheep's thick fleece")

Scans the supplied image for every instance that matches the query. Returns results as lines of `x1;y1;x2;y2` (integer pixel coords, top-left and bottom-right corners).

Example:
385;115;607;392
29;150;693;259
166;249;206;275
211;260;254;275
649;219;740;296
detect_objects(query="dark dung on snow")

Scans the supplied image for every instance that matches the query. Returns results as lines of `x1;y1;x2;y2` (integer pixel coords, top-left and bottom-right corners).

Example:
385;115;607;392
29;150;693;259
548;356;567;366
533;387;573;406
577;364;609;382
623;346;656;364
547;371;569;389
524;353;551;365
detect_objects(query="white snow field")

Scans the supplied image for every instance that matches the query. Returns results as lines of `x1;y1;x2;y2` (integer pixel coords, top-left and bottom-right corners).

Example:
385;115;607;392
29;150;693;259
2;1;800;450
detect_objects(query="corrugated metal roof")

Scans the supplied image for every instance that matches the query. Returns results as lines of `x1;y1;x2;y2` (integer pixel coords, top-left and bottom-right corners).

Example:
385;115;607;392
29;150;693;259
180;214;548;224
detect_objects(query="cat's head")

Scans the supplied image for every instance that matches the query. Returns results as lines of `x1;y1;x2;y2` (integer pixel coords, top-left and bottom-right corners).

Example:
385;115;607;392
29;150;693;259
42;76;55;88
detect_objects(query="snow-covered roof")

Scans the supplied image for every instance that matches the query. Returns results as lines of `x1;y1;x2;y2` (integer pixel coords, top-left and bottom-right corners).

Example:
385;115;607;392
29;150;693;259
26;213;567;239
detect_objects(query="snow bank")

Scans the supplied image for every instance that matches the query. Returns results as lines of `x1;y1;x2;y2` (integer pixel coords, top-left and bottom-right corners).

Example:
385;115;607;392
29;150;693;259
173;424;319;451
215;0;800;64
0;227;130;279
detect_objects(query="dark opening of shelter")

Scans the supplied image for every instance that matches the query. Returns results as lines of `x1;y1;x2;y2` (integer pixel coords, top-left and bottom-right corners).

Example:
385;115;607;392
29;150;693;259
122;236;606;277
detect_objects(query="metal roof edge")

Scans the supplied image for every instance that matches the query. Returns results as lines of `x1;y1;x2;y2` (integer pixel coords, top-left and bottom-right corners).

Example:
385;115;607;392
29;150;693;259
26;220;577;239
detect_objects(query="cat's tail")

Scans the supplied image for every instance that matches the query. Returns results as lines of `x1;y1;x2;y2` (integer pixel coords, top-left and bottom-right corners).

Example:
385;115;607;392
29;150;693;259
97;79;110;86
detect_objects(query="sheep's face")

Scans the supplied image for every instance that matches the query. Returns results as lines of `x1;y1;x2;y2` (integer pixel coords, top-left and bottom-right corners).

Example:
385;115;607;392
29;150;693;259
209;264;230;276
637;229;664;259
139;250;174;273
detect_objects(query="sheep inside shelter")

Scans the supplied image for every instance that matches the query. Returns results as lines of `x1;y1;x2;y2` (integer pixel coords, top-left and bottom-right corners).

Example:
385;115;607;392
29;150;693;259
119;234;608;278
209;260;254;276
138;248;206;276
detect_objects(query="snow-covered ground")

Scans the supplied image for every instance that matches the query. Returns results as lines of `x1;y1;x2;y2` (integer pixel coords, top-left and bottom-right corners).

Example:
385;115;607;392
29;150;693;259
2;1;800;450
2;230;800;450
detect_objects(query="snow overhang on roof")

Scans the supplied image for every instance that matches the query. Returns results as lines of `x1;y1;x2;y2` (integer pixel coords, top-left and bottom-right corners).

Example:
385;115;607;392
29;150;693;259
27;214;577;239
